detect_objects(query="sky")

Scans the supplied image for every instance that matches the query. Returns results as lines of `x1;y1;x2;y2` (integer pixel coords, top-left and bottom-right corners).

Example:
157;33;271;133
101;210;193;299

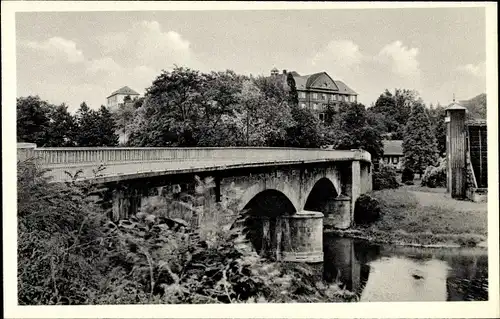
16;7;487;112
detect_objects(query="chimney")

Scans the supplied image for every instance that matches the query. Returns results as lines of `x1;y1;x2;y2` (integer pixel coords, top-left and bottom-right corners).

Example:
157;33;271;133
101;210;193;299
283;69;287;74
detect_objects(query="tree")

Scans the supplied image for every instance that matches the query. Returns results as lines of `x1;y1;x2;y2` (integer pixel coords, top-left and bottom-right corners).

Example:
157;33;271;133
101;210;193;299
133;96;145;109
325;102;384;161
369;89;418;139
254;75;287;102
74;102;118;146
74;102;97;146
286;73;298;107
97;105;119;146
402;100;439;176
370;90;398;134
46;104;78;147
393;89;417;135
128;67;246;147
17;96;52;146
428;103;447;156
235;79;294;147
461;93;486;120
113;102;136;144
285;106;322;148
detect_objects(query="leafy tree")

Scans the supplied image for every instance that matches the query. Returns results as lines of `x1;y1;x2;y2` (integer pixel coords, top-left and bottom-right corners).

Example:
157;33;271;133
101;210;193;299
322;102;339;126
461;93;486;120
285;106;322;148
253;75;287;102
46;104;78;147
97;105;119;146
235;79;294;147
326;102;384;161
286;73;298;107
128;67;247;147
428;103;447;156
369;89;418;139
113;102;136;144
370;90;398;134
402;100;439;176
133;96;145;109
393;89;417;133
17;96;52;146
237;79;265;146
74;102;97;146
74;102;118;146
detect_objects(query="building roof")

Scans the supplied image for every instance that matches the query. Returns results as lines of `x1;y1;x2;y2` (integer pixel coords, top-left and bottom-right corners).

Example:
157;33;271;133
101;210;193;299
333;80;357;95
383;140;403;156
292;72;357;95
267;69;358;95
445;101;467;111
107;86;140;98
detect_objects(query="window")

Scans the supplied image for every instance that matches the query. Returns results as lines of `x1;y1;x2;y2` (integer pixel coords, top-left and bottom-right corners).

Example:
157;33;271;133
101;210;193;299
384;157;389;164
300;103;306;108
312;93;318;99
319;113;325;122
392;157;399;164
333;94;337;101
300;92;306;99
322;94;327;100
313;103;318;110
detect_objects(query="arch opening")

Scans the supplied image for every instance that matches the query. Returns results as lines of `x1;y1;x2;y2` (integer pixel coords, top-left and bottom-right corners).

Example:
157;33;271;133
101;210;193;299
304;178;338;212
241;189;296;260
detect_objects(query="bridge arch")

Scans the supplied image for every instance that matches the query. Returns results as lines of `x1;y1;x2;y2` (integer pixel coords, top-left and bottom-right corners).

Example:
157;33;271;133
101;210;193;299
237;183;300;213
237;188;297;260
303;177;339;212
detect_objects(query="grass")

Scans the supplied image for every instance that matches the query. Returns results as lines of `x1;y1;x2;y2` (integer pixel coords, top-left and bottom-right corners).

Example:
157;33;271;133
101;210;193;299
401;184;448;194
329;187;488;248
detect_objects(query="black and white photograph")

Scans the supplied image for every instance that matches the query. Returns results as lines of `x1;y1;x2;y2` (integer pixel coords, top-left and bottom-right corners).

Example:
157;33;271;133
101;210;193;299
2;1;498;318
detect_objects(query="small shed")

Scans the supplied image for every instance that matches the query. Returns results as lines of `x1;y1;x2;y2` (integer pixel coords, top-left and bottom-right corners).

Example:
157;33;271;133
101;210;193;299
382;140;403;171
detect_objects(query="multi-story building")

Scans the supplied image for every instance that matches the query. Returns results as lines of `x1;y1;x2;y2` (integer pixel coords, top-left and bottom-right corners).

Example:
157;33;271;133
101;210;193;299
270;68;358;122
106;86;140;111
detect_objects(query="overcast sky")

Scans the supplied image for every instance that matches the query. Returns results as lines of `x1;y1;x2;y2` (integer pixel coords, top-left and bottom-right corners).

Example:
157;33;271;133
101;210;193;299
16;8;486;112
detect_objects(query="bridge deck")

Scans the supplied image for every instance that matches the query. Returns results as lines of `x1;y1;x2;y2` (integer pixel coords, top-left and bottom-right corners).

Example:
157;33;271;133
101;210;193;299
18;147;372;183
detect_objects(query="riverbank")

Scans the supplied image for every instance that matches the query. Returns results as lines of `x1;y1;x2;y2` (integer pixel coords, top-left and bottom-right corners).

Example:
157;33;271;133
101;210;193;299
326;187;488;248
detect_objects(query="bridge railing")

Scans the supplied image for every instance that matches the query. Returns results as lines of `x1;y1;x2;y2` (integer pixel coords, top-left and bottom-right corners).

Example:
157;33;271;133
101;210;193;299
19;146;371;168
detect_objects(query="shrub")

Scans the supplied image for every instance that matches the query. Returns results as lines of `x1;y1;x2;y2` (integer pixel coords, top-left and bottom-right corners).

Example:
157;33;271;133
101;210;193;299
372;163;399;190
421;157;446;188
354;194;381;225
18;159;108;305
401;167;415;185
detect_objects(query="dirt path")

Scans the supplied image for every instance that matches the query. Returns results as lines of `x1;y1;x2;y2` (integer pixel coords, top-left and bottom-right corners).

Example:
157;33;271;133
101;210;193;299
407;188;488;212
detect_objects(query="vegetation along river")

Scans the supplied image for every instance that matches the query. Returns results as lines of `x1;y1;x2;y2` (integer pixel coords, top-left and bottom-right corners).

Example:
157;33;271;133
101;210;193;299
320;234;488;302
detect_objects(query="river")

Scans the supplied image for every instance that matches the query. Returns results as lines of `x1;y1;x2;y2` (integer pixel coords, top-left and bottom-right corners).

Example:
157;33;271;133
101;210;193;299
321;234;488;302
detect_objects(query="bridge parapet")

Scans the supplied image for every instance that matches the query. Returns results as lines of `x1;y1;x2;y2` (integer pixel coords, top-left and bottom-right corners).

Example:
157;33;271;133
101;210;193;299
19;146;371;167
17;144;372;187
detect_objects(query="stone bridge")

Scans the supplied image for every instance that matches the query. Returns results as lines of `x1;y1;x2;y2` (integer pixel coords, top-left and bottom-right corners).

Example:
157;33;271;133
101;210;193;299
18;144;372;263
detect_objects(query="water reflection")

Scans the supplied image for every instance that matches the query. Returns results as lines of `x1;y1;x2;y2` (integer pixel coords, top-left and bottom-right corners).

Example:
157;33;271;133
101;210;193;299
322;234;488;302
